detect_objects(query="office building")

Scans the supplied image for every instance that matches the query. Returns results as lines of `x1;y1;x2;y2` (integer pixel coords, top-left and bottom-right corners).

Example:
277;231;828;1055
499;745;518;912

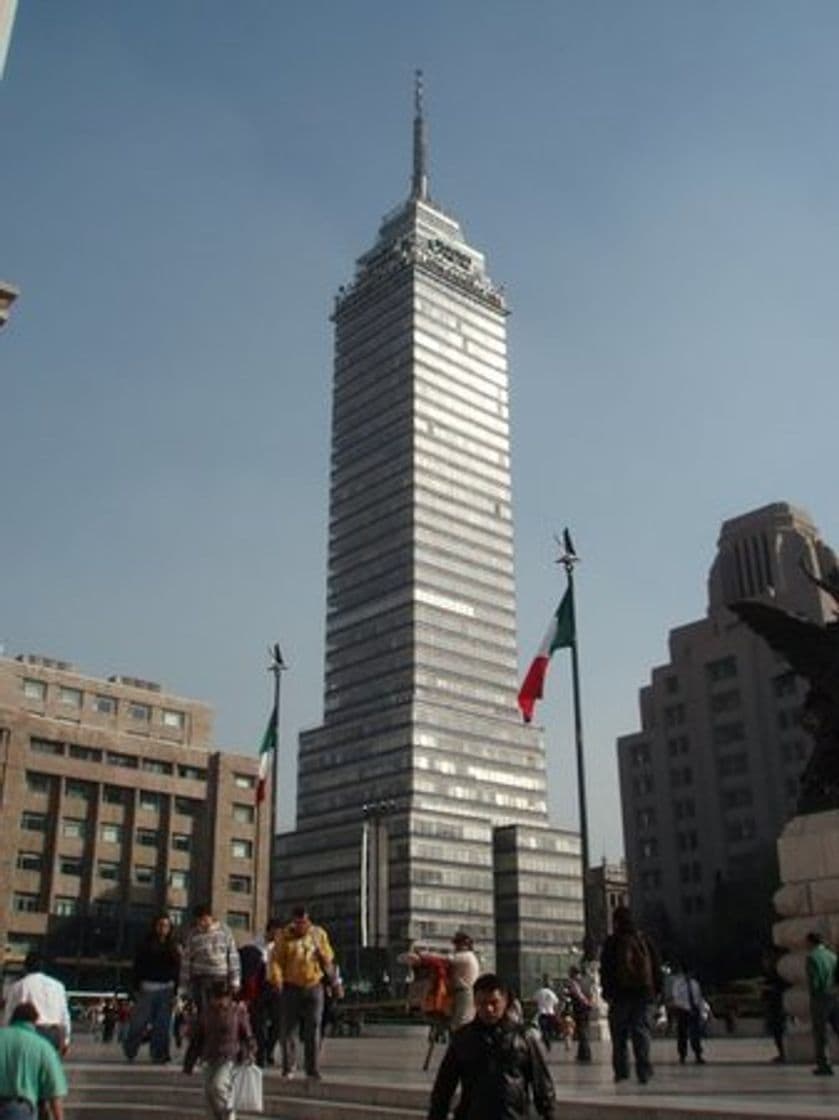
617;502;837;960
0;653;271;987
276;81;582;985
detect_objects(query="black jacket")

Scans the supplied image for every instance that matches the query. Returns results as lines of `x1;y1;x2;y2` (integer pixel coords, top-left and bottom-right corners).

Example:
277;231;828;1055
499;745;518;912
132;939;181;990
428;1017;558;1120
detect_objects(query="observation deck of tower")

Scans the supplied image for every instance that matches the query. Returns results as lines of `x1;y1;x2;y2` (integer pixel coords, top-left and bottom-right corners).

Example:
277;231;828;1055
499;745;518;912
276;76;581;967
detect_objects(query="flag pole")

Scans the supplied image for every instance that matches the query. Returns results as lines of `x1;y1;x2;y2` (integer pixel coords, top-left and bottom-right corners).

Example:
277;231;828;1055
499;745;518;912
557;530;594;959
266;642;286;921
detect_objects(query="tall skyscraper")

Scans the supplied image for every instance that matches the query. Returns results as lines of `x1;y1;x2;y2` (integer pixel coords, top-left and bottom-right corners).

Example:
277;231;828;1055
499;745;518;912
277;79;582;985
617;502;838;964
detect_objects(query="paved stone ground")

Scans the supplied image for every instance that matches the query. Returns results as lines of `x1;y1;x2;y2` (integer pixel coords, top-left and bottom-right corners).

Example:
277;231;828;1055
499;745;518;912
65;1026;839;1118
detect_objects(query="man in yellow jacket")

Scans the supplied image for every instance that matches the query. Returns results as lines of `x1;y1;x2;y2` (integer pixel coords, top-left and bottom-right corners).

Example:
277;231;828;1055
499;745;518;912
268;905;335;1079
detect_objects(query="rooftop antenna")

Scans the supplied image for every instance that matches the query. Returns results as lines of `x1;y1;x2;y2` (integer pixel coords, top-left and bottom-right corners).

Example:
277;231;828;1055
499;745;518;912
411;69;428;201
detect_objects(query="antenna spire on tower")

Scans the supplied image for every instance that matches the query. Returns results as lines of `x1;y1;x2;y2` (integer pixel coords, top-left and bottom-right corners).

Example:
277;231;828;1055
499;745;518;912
411;68;428;201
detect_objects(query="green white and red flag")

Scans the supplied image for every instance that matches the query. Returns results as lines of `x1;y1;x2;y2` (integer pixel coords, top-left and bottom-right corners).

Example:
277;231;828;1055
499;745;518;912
517;587;575;723
256;704;278;805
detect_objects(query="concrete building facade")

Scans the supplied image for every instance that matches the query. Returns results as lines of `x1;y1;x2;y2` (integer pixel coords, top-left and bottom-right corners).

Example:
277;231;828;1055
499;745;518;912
617;502;838;959
0;653;271;987
585;859;629;948
276;82;582;986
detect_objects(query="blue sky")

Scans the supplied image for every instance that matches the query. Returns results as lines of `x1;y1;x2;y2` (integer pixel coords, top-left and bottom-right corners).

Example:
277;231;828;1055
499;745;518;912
3;1;839;860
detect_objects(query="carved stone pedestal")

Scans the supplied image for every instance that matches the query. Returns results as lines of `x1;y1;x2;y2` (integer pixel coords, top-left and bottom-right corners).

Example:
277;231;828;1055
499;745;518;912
773;808;839;1063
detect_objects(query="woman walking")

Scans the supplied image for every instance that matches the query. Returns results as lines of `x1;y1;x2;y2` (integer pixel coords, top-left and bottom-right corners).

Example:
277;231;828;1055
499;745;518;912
123;913;181;1064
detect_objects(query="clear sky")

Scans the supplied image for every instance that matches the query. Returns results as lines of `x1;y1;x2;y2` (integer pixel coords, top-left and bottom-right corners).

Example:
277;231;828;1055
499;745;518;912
3;1;839;861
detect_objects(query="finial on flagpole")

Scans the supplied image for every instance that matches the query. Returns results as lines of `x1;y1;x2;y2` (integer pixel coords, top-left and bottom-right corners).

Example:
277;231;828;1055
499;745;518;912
554;527;579;574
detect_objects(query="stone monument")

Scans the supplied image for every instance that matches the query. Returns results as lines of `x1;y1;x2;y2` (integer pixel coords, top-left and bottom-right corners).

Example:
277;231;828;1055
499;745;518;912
731;573;839;1062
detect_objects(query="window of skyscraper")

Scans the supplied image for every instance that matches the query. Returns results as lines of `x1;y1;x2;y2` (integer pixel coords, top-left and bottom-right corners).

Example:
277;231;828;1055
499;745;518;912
25;772;51;794
93;694;116;714
706;656;738;683
713;722;745;745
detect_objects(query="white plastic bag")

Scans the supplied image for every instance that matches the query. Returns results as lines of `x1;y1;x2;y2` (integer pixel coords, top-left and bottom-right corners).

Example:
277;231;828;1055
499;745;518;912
232;1063;263;1112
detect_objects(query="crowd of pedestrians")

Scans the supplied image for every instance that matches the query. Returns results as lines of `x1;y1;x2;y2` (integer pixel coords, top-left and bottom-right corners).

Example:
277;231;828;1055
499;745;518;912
2;901;839;1120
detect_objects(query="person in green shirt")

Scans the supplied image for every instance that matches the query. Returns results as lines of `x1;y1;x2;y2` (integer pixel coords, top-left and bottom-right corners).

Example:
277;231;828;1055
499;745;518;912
0;1003;68;1120
806;931;839;1076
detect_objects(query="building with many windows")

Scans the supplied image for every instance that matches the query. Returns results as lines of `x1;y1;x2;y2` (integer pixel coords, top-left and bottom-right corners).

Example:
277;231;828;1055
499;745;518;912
0;653;270;987
617;502;838;965
275;81;582;988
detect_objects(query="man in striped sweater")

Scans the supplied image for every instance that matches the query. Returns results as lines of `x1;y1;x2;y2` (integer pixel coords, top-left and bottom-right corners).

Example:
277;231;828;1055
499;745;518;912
181;905;241;1014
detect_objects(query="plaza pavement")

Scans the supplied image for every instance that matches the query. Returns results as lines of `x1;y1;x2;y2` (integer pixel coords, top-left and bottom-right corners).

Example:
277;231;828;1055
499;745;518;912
65;1027;839;1120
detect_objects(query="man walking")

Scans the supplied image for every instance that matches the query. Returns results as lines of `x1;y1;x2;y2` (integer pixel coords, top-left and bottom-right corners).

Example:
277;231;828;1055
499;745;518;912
428;973;558;1120
0;1004;68;1120
181;905;241;1014
599;905;662;1085
532;976;560;1050
806;931;839;1075
2;954;71;1056
268;905;334;1080
669;964;706;1065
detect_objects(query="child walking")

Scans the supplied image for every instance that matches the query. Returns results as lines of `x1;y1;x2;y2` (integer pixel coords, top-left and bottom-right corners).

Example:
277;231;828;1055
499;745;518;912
184;980;255;1120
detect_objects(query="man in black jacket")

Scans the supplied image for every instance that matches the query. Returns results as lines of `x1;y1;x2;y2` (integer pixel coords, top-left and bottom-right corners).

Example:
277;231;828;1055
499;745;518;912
428;973;558;1120
599;905;663;1085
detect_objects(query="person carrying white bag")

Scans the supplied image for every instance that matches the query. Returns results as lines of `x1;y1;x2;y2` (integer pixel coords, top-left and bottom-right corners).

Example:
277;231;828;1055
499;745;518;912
184;979;259;1118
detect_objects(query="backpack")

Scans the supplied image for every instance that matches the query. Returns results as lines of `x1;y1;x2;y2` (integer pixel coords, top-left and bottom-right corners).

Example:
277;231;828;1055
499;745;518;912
615;931;654;992
406;956;453;1021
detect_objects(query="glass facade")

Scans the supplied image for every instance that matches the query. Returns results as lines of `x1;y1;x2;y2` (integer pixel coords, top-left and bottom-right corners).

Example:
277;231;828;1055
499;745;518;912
277;116;582;980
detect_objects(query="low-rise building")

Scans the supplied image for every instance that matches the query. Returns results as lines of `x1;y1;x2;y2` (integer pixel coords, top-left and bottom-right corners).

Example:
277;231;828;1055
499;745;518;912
0;653;270;988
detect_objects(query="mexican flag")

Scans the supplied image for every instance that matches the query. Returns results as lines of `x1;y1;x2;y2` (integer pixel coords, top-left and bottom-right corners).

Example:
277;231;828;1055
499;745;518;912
256;705;278;805
517;587;575;723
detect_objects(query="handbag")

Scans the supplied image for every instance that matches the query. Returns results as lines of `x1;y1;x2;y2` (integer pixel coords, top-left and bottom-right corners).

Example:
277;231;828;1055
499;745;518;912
232;1063;263;1112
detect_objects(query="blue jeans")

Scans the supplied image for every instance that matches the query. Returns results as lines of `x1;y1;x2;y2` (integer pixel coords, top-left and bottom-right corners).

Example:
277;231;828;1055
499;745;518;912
0;1103;35;1120
608;995;652;1080
124;985;174;1061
